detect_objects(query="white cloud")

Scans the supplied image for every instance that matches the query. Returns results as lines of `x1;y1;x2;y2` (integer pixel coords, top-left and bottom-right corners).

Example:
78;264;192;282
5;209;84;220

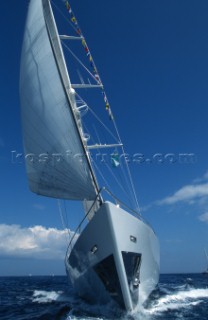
199;212;208;223
0;224;76;259
158;183;208;205
193;171;208;183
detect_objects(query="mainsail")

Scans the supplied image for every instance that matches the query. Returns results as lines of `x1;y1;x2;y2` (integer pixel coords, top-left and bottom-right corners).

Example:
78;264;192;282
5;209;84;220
20;0;97;200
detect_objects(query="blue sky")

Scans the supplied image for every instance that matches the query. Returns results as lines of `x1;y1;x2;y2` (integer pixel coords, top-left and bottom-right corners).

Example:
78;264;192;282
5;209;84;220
0;0;208;275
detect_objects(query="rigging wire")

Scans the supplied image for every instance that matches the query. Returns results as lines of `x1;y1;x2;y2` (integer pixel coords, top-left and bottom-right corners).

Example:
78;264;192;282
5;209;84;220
57;199;71;241
118;159;137;206
93;125;102;145
83;120;134;208
82;122;113;192
81;92;140;212
63;200;69;230
54;0;141;213
90;161;112;196
76;88;140;212
104;162;133;203
75;92;119;142
51;0;78;34
62;41;99;84
111;119;141;213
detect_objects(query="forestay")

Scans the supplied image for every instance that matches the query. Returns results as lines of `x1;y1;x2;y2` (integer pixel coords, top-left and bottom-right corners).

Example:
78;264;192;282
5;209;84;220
20;0;97;200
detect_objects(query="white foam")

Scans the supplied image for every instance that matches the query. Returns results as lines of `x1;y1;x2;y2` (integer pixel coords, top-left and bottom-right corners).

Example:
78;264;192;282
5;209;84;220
32;289;63;303
158;288;208;304
147;288;208;315
66;298;121;320
31;287;208;318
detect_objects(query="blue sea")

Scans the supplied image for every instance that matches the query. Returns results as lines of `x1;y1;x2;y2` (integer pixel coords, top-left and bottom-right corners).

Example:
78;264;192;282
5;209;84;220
0;274;208;320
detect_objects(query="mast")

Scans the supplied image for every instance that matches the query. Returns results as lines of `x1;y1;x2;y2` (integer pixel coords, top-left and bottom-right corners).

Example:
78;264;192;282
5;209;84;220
42;0;101;201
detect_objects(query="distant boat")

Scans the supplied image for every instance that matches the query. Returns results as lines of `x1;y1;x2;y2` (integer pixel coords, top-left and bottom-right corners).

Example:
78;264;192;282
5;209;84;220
20;0;160;311
202;248;208;275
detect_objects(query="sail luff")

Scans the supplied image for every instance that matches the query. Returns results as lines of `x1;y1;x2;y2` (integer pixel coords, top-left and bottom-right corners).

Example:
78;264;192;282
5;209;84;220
42;0;72;91
42;0;100;198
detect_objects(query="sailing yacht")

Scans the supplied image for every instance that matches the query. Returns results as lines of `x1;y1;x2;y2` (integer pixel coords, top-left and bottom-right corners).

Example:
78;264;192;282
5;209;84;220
20;0;160;311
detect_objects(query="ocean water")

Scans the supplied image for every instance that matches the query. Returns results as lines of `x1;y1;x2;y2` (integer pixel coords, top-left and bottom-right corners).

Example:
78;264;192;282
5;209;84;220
0;274;208;320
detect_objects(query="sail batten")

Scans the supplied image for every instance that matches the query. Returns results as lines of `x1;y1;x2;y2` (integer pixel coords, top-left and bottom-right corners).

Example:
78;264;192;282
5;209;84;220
20;0;97;200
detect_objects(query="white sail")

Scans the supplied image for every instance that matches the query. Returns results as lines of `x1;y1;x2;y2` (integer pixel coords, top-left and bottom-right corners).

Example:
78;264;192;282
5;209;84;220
19;0;97;200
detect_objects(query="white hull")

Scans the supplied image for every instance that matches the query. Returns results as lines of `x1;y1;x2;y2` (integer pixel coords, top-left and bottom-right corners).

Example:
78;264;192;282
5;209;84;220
65;201;160;311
